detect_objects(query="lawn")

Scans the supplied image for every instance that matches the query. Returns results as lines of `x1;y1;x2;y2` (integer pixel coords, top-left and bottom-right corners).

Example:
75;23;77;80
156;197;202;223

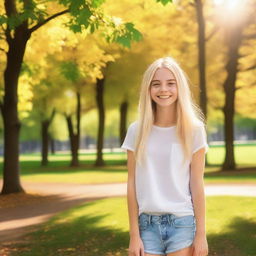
5;195;256;256
0;145;255;184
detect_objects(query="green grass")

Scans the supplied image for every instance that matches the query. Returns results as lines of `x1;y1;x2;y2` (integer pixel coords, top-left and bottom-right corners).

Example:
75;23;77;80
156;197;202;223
207;144;256;166
0;145;255;184
8;196;256;256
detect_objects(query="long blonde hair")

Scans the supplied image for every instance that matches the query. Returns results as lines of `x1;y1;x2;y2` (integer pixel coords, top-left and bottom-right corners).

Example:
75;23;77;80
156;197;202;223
134;56;206;165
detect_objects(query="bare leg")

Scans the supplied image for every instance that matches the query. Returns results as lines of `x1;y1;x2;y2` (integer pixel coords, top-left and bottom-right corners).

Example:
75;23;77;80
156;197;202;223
145;254;163;256
167;246;193;256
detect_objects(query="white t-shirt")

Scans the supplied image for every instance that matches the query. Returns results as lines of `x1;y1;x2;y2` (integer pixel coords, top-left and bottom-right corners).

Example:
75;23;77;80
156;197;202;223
121;121;209;217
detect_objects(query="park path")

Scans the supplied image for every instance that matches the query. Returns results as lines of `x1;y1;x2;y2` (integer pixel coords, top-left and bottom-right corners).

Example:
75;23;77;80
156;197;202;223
1;181;256;244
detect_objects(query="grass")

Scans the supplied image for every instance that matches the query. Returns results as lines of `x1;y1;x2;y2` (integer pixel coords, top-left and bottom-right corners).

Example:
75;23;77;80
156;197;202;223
5;195;256;256
0;145;255;184
206;144;256;166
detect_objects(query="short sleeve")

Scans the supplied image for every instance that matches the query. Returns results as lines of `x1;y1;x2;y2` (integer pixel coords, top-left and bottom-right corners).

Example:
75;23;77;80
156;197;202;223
192;125;209;154
121;122;137;152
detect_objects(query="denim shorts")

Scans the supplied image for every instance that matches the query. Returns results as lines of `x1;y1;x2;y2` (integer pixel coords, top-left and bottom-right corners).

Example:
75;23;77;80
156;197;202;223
138;213;196;255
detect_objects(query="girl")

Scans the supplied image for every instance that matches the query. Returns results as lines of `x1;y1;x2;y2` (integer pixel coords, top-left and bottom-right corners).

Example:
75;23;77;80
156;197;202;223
121;57;209;256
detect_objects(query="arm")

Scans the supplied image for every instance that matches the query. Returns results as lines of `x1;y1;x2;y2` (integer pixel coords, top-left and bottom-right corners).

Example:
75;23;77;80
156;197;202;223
127;149;139;236
126;150;144;256
190;147;209;256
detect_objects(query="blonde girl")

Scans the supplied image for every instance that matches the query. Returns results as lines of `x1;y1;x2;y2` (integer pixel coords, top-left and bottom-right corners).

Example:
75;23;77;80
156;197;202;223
121;57;209;256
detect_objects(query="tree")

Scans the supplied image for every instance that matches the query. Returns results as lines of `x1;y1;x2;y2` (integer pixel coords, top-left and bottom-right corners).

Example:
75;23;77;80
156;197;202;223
212;1;256;170
0;0;141;194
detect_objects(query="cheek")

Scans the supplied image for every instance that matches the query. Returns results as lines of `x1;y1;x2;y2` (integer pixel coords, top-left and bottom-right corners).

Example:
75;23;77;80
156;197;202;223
150;88;157;98
171;87;178;95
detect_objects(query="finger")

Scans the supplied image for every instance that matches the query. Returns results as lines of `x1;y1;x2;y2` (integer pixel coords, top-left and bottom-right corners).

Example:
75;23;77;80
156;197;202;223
140;247;145;256
191;246;195;256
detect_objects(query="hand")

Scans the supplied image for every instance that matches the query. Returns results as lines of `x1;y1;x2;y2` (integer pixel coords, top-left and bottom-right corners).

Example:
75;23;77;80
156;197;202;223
192;234;208;256
128;235;145;256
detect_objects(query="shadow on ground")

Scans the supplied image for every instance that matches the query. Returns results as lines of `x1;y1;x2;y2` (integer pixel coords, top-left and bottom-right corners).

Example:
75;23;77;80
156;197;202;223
1;204;129;256
1;210;255;256
207;216;256;256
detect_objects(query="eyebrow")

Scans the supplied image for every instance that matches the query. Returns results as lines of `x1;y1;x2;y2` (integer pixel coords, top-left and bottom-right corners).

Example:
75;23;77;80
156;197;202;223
151;79;176;82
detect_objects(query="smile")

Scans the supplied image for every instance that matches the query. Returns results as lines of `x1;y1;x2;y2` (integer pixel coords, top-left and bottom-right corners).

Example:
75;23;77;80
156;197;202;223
157;95;172;99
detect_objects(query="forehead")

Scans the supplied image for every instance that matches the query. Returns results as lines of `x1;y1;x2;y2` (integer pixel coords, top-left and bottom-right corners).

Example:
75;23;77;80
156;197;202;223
152;67;176;80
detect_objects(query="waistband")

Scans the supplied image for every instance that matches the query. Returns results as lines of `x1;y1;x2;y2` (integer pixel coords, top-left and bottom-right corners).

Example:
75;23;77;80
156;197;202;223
139;212;177;225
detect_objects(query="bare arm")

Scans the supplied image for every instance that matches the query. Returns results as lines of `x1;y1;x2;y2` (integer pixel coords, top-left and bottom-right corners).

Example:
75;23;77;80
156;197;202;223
127;149;139;236
190;147;206;235
190;147;208;255
126;150;144;256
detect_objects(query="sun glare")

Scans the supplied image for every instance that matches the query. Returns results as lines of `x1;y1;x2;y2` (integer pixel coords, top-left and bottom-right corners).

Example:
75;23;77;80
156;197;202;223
213;0;249;25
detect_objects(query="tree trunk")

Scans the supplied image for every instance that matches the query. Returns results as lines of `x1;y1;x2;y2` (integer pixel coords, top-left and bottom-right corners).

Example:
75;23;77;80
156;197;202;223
50;136;55;155
1;22;31;194
195;0;207;119
66;115;79;166
41;109;55;166
41;120;50;166
195;0;209;166
120;101;128;145
95;78;105;166
222;29;242;171
65;92;81;167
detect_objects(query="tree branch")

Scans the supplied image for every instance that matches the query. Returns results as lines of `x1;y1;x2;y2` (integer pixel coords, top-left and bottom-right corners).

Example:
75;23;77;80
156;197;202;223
49;108;56;123
239;64;256;72
243;33;256;40
29;9;69;33
0;47;7;53
235;83;256;91
205;24;219;41
82;105;95;113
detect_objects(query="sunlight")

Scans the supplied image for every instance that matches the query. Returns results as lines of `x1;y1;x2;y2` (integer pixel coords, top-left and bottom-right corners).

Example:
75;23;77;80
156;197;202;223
213;0;249;25
213;0;248;12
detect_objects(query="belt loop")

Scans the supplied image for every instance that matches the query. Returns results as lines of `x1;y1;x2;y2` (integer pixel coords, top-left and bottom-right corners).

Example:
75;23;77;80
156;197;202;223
167;214;171;225
148;215;151;225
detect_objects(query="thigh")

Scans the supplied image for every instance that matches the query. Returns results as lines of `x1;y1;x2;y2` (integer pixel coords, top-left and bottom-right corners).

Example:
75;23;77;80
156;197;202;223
145;254;163;256
167;245;193;256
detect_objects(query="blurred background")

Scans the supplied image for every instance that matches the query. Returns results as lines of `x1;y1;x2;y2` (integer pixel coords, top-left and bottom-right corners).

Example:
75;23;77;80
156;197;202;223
0;0;255;255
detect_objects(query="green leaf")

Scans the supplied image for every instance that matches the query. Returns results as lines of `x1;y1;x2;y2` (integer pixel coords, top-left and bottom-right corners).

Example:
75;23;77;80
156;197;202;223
71;0;86;15
156;0;173;6
0;15;7;25
91;0;106;8
125;22;143;42
90;23;95;33
76;7;91;28
116;35;131;48
60;61;80;82
69;23;82;33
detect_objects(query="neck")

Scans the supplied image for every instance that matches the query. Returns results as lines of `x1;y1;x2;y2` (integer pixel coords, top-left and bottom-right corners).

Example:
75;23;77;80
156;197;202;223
154;104;177;126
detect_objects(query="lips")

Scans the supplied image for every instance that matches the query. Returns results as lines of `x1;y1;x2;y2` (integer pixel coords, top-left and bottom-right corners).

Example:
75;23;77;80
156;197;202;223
157;95;172;99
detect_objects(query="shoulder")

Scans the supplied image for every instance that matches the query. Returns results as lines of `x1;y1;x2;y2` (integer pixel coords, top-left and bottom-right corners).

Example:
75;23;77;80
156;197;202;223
191;121;207;142
128;120;139;131
192;121;206;133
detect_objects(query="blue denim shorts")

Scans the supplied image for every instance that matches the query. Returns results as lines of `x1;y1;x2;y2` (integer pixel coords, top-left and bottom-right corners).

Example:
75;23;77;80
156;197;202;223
138;213;196;255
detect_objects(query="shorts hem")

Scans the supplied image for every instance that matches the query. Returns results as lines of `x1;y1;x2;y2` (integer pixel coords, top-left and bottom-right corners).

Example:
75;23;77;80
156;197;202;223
144;250;165;255
165;241;193;254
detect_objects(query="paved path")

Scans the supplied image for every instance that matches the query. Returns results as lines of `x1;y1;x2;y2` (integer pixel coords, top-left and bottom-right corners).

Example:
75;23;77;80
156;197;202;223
1;181;256;244
20;181;256;197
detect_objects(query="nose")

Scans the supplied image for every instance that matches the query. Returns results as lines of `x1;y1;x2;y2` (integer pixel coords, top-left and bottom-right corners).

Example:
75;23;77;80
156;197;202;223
159;83;170;92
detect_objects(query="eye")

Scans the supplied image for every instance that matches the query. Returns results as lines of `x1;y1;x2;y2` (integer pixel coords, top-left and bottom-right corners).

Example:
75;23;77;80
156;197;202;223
151;83;160;87
168;83;176;86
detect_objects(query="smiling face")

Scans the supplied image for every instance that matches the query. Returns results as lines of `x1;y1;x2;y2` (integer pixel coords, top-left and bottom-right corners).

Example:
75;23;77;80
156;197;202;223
150;67;178;108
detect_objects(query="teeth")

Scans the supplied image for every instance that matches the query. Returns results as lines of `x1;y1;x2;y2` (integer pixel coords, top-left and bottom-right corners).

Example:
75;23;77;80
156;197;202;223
158;95;171;99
